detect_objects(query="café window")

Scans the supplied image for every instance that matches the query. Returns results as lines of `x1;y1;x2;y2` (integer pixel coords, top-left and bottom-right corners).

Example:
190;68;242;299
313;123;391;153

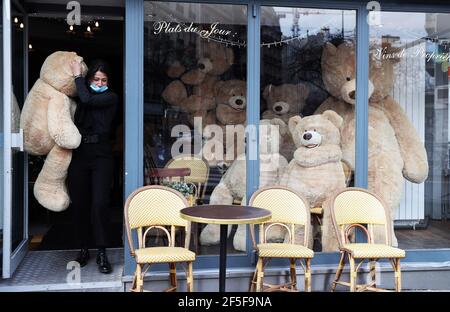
258;6;356;252
144;1;248;256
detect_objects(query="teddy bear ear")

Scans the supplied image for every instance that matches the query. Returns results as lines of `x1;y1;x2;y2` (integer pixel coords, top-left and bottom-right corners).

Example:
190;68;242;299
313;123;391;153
323;42;337;57
288;115;302;135
322;110;343;129
262;84;272;99
296;83;310;100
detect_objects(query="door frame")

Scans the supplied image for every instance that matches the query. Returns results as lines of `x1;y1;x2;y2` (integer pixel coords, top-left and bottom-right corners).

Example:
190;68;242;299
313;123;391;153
2;0;29;279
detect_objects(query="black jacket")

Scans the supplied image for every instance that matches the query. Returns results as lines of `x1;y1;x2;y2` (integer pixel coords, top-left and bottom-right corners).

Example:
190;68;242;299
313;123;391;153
74;77;118;136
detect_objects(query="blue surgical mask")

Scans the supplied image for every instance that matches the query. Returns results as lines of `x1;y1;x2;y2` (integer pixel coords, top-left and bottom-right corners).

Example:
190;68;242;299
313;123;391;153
90;84;108;93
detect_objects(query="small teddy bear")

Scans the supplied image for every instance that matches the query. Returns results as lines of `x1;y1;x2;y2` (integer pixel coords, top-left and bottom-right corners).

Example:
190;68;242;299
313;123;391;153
20;51;88;211
280;111;346;250
261;83;309;161
262;83;309;123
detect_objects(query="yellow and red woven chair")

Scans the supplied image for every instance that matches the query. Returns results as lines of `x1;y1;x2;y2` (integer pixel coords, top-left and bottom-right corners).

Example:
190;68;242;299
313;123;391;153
326;187;405;292
124;185;196;292
248;186;314;292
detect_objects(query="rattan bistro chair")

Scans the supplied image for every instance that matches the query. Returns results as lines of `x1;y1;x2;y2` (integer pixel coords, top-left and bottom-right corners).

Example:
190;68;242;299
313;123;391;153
249;186;314;292
124;185;196;292
165;154;209;204
327;187;405;292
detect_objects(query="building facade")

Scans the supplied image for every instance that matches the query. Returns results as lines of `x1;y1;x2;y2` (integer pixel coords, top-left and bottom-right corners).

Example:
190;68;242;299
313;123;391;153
1;0;450;291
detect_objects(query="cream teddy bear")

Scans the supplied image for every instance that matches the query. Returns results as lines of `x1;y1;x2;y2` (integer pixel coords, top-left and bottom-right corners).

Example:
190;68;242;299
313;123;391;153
20;51;87;211
280;111;346;251
315;42;429;246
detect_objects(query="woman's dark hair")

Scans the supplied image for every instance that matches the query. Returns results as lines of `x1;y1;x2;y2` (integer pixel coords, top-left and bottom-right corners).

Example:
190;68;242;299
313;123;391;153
86;59;112;82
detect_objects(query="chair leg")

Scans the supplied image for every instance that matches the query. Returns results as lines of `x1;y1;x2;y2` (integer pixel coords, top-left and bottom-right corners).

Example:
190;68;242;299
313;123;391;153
135;264;144;292
289;258;297;291
255;258;264;292
349;255;357;292
169;263;177;290
331;252;345;292
186;262;194;292
304;259;312;292
249;268;258;292
369;259;377;288
394;259;402;292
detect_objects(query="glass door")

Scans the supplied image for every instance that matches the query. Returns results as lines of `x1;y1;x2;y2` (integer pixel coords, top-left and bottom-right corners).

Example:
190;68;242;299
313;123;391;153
2;0;27;279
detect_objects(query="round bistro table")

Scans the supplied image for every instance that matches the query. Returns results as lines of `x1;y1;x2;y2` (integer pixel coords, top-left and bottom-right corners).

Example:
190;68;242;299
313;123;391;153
180;204;272;292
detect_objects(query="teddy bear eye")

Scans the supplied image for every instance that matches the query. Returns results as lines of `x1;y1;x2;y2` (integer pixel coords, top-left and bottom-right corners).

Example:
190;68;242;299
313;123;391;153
346;77;351;81
313;129;317;132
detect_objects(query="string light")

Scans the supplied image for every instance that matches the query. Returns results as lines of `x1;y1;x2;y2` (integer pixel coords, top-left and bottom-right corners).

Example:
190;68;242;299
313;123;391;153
19;22;24;29
86;26;91;32
95;21;100;28
14;17;19;24
69;25;74;31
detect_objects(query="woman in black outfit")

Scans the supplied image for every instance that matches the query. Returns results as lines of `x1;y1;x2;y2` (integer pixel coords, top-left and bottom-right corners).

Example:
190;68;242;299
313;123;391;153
69;59;118;274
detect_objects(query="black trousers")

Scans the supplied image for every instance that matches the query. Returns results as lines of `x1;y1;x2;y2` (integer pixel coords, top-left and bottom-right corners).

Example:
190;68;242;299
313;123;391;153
68;142;113;249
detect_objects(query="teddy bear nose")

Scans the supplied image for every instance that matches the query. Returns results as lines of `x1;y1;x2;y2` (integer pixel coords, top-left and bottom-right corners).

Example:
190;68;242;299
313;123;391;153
274;105;282;112
235;99;243;106
198;63;205;70
303;133;312;140
349;90;355;100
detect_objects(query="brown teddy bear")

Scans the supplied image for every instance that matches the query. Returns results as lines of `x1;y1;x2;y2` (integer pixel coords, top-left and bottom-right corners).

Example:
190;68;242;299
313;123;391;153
262;83;309;123
315;41;429;246
261;84;309;161
20;51;88;212
162;41;234;126
200;79;247;168
200;119;289;251
280;111;346;251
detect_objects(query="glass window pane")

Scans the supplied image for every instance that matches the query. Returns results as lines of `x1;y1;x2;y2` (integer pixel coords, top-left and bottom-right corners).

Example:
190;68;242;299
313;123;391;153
0;1;4;264
261;7;356;252
369;11;450;249
144;1;247;255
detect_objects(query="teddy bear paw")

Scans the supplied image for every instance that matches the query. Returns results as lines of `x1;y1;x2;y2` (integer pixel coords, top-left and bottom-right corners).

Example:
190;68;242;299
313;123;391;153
34;181;70;212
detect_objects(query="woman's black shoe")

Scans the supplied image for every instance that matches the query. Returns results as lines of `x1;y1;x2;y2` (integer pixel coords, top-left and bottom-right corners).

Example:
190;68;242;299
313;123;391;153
96;250;112;274
75;248;90;267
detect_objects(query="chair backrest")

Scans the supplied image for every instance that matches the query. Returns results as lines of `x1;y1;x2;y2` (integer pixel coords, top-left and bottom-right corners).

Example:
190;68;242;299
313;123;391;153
124;185;190;255
165;154;209;199
328;187;391;247
249;186;310;247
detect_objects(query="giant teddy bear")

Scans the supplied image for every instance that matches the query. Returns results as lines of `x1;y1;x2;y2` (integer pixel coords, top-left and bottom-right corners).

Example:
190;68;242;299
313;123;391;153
20;51;88;212
200;119;289;251
280;111;346;251
315;41;429;246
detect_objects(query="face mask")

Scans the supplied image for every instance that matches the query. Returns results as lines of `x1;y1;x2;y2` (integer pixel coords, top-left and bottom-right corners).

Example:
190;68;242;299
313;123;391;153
90;84;108;93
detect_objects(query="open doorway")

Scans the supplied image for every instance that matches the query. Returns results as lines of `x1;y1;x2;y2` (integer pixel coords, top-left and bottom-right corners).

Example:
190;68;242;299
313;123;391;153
26;11;124;251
